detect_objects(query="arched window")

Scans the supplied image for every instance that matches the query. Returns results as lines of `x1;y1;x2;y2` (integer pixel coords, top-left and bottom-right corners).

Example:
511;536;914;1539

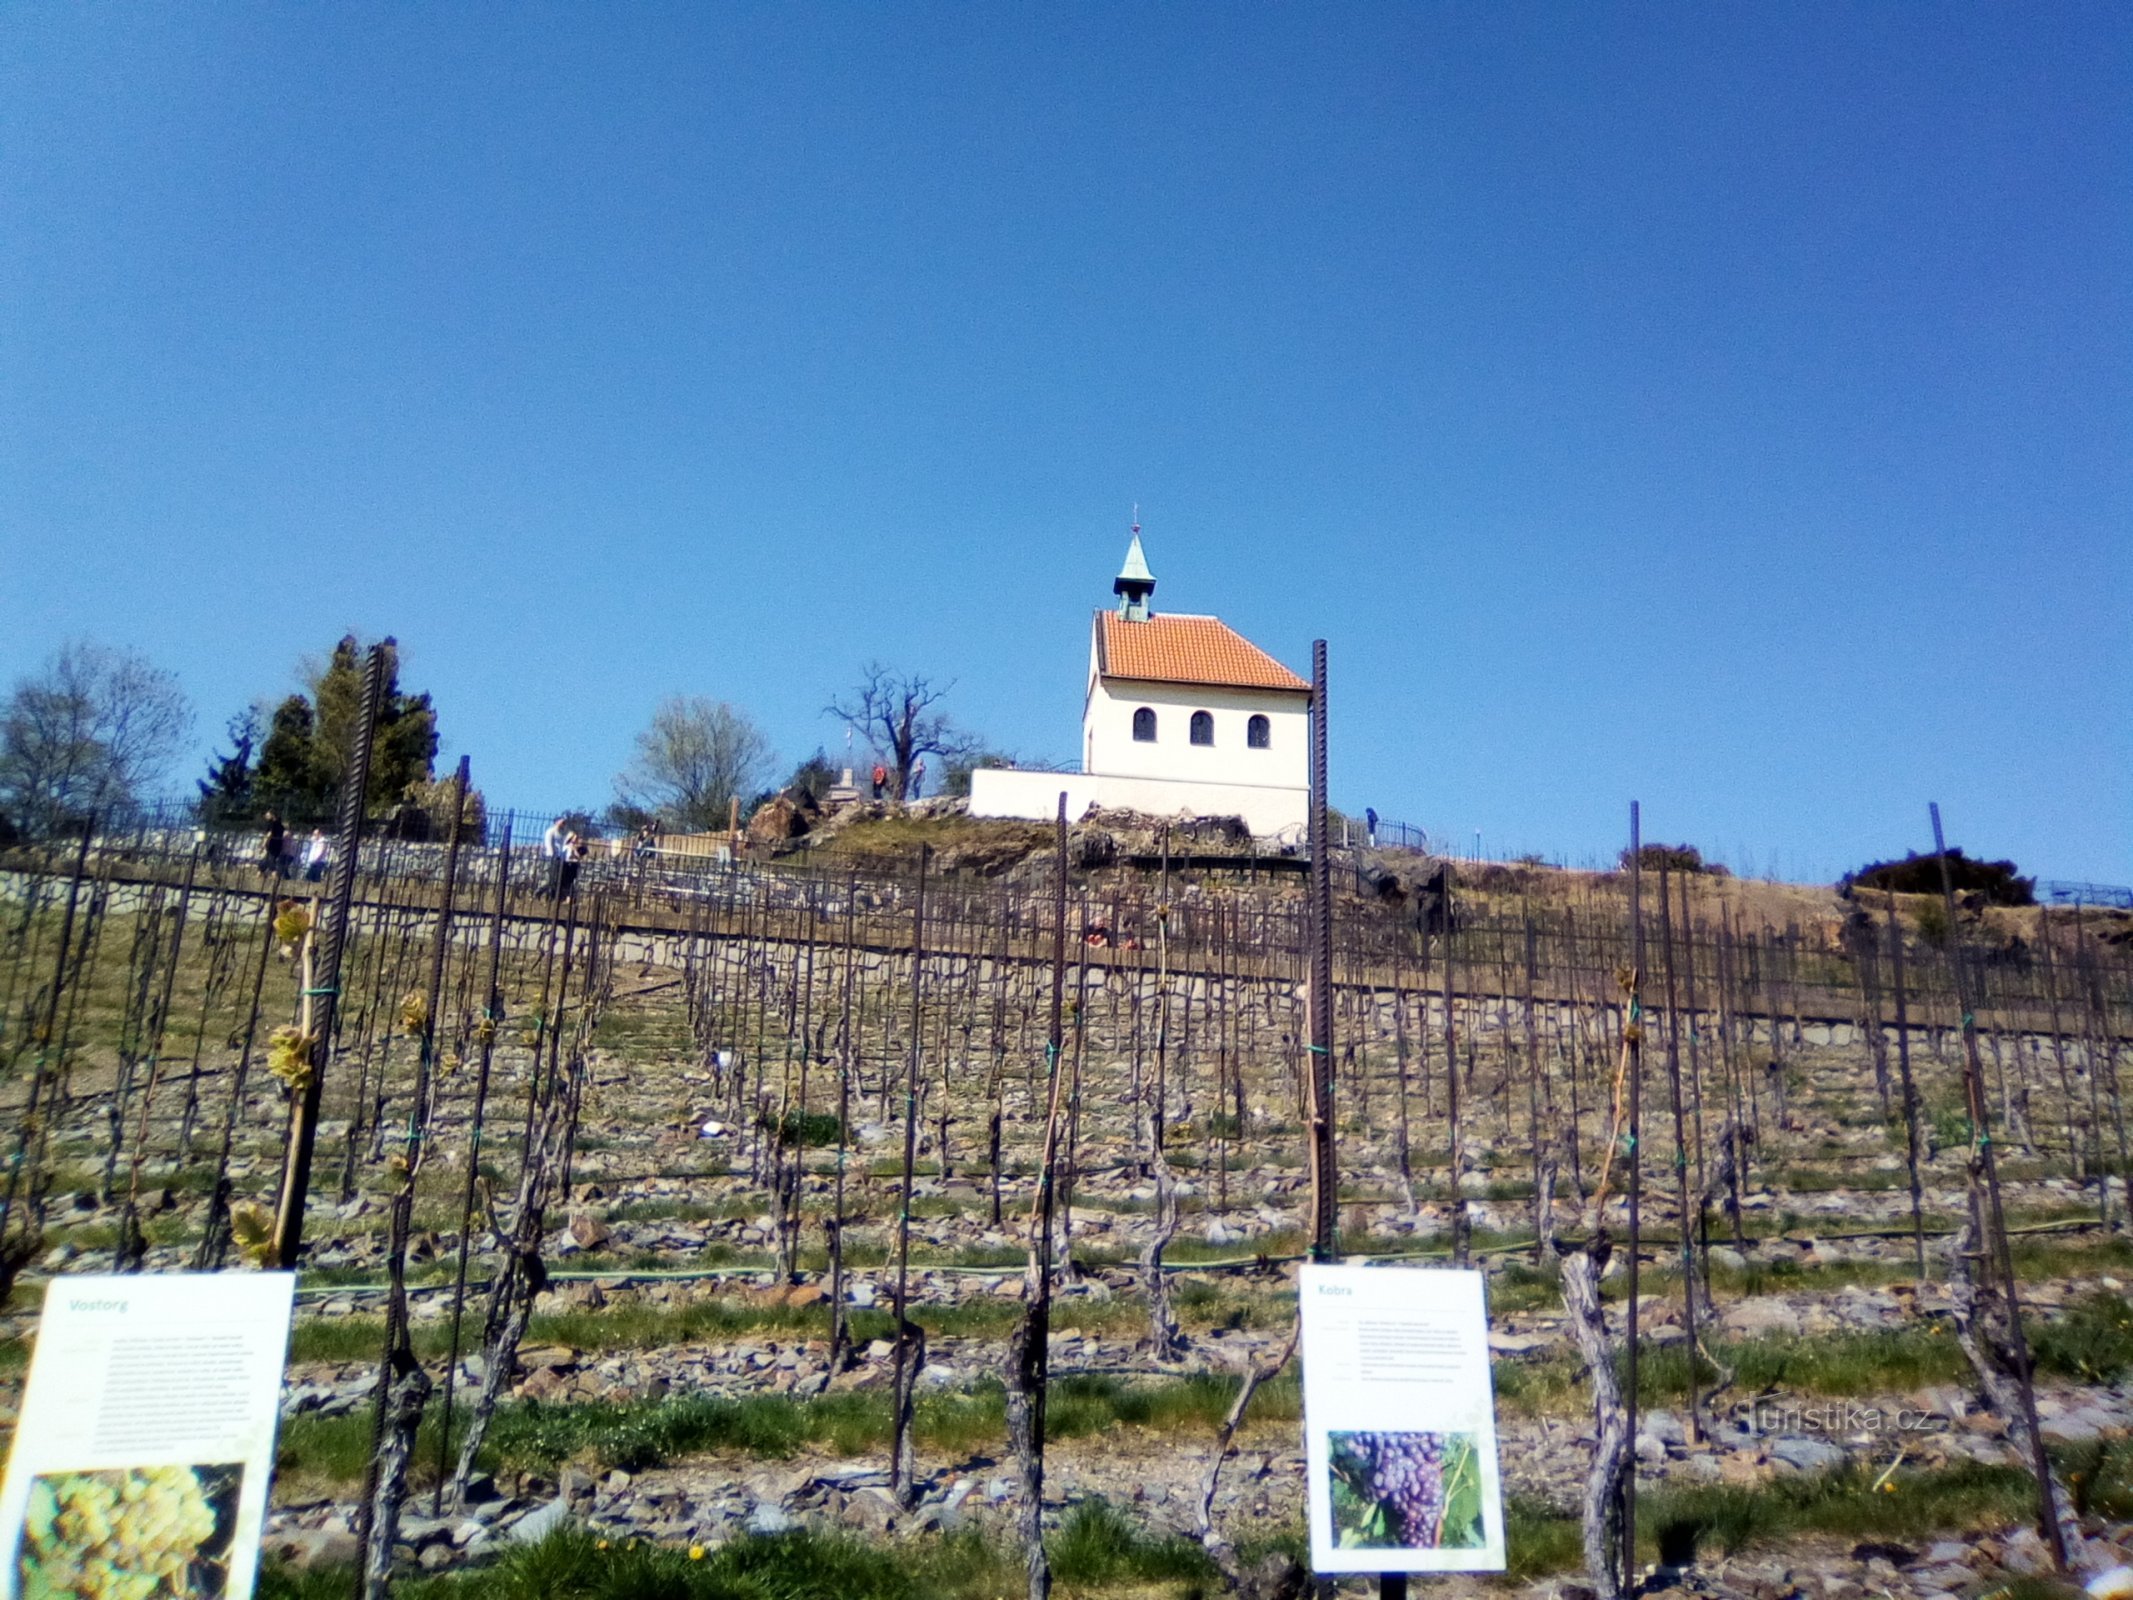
1132;707;1157;742
1190;710;1214;746
1247;714;1271;749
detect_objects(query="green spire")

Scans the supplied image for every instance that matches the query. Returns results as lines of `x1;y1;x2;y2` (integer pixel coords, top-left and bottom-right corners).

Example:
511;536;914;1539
1114;528;1156;620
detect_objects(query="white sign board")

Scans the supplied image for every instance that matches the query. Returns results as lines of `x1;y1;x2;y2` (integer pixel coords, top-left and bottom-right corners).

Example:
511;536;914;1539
0;1273;296;1600
1300;1263;1506;1574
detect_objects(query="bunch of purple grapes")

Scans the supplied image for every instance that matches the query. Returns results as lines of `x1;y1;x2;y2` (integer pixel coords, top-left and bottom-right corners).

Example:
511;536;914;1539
1342;1431;1448;1545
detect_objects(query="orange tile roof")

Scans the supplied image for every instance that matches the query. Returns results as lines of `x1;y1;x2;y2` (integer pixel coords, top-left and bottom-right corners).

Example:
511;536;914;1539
1095;612;1310;693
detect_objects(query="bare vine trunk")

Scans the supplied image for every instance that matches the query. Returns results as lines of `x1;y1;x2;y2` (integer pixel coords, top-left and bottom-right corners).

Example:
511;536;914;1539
450;1092;570;1506
1946;1221;2093;1571
361;1357;433;1598
1559;1235;1630;1600
1195;1320;1300;1552
1140;1103;1184;1361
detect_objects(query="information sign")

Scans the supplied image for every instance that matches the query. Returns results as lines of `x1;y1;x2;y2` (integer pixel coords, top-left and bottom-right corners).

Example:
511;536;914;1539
1300;1263;1506;1574
0;1272;296;1600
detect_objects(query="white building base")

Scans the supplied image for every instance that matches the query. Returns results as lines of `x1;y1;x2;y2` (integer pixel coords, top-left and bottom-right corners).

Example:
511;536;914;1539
968;768;1309;841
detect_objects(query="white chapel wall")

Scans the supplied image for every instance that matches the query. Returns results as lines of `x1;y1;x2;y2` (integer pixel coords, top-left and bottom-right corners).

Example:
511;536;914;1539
1083;678;1309;788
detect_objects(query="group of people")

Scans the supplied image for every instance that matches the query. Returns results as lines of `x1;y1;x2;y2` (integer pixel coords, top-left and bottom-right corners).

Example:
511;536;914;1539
541;817;590;898
256;811;330;881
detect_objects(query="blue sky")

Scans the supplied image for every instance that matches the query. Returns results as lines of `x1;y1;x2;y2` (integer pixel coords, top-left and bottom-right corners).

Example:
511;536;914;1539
3;5;2126;882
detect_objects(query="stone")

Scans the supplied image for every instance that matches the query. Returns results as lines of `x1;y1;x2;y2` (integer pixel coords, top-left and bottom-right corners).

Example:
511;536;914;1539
509;1497;571;1545
2001;1526;2051;1575
518;1366;570;1402
277;1525;359;1570
567;1212;610;1250
1726;1298;1804;1338
1641;1409;1686;1446
1487;1330;1553;1355
1850;1541;1917;1569
747;793;817;847
1719;1450;1772;1485
746;1503;797;1535
2043;1408;2105;1443
398;1514;453;1547
842;1486;900;1534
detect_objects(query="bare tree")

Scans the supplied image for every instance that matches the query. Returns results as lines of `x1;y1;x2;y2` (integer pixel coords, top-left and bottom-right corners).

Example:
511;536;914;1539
0;642;193;834
826;663;976;801
613;696;775;831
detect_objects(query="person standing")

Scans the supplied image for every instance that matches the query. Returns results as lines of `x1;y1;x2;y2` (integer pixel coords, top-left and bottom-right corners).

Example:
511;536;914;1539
302;828;329;882
910;756;926;799
543;817;569;899
870;762;887;801
259;811;287;880
558;831;586;898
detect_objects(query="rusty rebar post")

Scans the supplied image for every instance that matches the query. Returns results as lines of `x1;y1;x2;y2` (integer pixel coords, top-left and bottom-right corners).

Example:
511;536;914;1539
888;844;930;1509
273;643;387;1269
1307;639;1336;1263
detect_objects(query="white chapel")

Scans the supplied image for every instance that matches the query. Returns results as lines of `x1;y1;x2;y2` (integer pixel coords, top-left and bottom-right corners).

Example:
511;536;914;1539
969;532;1313;838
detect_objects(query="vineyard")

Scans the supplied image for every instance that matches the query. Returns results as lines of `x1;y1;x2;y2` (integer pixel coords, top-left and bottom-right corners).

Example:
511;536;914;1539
1;769;2130;1599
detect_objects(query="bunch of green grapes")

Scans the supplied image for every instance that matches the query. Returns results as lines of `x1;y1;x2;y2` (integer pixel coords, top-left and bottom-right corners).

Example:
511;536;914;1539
19;1466;219;1600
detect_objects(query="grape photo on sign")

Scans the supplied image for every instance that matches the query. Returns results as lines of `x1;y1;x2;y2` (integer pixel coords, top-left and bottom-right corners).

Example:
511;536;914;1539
17;1464;244;1599
1300;1265;1505;1573
1327;1430;1486;1551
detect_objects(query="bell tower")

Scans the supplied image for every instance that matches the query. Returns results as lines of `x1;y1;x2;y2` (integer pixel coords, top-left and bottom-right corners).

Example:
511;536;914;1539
1113;524;1156;622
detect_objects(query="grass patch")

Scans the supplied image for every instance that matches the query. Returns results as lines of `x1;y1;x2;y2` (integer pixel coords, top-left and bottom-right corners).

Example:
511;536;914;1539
1502;1453;2133;1578
1047;1497;1218;1587
2030;1291;2133;1384
1640;1459;2036;1560
267;1523;1009;1600
261;1512;1231;1600
759;1109;844;1149
279;1369;1300;1483
1503;1495;1583;1580
289;1278;1283;1370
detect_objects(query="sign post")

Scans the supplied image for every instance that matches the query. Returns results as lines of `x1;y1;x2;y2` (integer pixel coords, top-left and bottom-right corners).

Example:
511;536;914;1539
1301;1263;1507;1582
0;1273;296;1600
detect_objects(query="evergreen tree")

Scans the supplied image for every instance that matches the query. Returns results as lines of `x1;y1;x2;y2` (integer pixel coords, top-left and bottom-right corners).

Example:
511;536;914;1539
253;695;326;817
308;635;438;809
196;710;261;824
240;636;439;820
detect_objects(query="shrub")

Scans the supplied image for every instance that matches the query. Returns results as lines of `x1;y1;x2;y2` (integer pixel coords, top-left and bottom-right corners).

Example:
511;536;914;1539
1619;843;1727;877
1846;848;2034;907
